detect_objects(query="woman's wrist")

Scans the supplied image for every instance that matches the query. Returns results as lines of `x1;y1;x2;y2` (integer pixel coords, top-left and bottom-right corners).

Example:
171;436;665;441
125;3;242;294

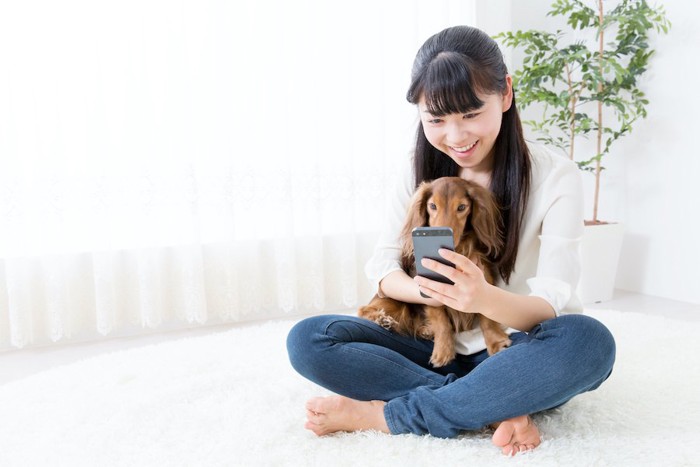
379;270;440;305
477;285;556;332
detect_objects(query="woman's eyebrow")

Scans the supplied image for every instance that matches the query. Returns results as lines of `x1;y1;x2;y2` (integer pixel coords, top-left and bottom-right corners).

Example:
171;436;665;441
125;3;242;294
421;106;483;116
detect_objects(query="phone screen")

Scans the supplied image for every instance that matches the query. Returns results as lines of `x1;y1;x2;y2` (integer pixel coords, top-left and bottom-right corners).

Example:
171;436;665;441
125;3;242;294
412;227;455;297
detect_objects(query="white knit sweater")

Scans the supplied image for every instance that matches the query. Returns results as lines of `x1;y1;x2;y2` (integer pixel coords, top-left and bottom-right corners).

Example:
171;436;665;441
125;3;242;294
364;142;585;355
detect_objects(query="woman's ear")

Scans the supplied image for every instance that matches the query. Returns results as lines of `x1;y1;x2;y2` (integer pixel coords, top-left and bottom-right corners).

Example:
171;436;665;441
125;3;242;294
501;75;513;113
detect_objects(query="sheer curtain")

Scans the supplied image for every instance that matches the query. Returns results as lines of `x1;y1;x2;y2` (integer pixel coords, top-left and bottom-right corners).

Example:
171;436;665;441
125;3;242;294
0;0;476;349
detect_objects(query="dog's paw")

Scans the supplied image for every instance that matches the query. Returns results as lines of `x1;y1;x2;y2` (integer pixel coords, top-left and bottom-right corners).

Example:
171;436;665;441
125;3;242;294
486;337;512;356
417;324;434;340
375;313;398;330
429;348;456;368
358;306;397;331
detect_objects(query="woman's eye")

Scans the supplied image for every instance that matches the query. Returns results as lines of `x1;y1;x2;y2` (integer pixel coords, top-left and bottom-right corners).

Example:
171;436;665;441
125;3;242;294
457;204;467;212
463;113;478;119
428;202;437;210
428;118;442;124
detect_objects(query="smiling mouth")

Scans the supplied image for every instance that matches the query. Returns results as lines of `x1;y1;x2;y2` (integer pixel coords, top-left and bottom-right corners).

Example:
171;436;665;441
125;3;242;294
451;141;478;152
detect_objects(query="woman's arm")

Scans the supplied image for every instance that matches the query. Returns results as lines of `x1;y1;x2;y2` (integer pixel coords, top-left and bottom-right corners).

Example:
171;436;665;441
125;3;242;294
365;158;425;300
379;270;444;307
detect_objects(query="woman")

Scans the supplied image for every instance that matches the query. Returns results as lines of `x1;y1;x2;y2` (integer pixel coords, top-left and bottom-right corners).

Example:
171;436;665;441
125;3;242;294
286;25;615;456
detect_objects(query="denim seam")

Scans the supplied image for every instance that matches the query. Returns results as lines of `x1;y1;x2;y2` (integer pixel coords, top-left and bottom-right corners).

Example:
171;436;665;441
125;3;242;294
322;317;446;358
337;340;447;388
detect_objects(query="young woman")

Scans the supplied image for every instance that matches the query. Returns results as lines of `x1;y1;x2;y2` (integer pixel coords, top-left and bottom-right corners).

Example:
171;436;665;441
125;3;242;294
286;25;615;456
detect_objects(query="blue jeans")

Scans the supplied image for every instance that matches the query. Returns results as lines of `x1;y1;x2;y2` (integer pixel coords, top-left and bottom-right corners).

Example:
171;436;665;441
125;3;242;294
286;313;615;438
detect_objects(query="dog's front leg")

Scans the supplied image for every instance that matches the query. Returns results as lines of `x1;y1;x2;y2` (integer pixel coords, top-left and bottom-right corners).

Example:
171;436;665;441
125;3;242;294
358;296;410;334
424;306;457;367
480;316;511;356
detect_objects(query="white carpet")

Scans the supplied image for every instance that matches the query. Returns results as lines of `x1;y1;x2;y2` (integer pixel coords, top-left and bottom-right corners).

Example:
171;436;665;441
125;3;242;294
0;310;698;467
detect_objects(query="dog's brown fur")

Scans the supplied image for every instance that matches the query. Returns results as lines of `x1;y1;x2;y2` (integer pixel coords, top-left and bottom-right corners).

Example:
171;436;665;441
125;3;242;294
358;177;512;367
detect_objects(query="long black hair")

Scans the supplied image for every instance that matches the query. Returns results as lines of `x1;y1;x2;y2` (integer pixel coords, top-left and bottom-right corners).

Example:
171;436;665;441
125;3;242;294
406;25;531;284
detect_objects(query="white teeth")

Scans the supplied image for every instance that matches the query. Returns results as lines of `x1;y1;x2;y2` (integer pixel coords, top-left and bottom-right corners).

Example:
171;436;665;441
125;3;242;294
452;141;477;152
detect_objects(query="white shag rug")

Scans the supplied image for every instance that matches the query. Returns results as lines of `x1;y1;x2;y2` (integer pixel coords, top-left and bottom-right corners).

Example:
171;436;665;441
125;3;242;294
1;309;699;467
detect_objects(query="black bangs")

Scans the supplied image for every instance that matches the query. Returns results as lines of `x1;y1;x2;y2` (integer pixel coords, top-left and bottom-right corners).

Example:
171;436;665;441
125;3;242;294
408;51;488;116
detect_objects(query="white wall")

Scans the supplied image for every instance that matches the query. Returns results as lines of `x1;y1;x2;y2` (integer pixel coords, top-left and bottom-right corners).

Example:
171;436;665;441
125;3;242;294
507;0;700;304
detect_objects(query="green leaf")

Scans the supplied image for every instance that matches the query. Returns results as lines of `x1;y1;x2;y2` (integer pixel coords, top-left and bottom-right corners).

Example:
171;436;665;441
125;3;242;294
495;0;670;176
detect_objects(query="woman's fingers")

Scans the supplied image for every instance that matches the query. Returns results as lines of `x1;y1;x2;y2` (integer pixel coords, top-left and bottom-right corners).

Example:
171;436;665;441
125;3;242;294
414;248;486;311
413;264;457;304
418;249;478;282
415;277;460;310
437;248;481;275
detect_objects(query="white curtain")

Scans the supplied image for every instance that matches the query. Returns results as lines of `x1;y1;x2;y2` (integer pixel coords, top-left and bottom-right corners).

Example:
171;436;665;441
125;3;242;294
0;0;476;349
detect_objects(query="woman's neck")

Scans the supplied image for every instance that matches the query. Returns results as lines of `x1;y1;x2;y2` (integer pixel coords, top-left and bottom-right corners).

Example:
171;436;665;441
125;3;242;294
459;166;492;189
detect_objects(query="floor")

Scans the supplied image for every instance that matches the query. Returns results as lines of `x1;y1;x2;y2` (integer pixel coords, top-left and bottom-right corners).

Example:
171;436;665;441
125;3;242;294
1;290;698;386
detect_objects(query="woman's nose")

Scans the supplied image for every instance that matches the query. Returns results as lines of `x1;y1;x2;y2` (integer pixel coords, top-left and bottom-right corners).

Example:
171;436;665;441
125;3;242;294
446;120;468;142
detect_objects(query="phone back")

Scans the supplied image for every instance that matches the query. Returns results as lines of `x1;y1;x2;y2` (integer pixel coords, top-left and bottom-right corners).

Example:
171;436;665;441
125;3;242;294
411;227;455;284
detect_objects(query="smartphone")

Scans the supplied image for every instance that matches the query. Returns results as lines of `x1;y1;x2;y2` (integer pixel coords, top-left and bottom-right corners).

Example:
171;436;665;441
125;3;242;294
412;227;455;298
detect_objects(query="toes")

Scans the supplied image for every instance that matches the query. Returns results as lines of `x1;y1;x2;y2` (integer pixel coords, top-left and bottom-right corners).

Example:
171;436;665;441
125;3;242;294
305;408;330;436
306;396;333;415
306;408;321;422
304;419;325;436
305;400;329;436
502;444;516;457
492;415;540;456
501;441;537;456
305;397;322;412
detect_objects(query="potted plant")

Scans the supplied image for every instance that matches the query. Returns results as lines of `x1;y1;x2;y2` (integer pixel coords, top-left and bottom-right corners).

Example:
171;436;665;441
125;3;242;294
496;0;670;302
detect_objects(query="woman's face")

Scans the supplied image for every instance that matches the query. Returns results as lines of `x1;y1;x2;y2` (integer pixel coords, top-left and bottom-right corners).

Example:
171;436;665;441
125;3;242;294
418;77;513;177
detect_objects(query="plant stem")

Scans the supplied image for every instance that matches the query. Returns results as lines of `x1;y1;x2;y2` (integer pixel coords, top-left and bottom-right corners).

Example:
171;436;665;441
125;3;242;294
565;62;577;161
594;0;604;223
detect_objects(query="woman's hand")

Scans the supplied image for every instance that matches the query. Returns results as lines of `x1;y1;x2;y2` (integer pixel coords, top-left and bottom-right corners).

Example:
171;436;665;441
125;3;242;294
415;248;557;331
413;248;491;314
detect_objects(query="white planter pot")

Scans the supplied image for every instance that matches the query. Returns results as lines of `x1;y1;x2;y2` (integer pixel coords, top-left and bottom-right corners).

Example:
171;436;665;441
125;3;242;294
577;222;625;304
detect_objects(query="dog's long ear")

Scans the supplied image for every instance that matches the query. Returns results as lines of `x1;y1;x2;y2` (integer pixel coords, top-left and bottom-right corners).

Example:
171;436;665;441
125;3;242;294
465;183;503;257
399;181;433;259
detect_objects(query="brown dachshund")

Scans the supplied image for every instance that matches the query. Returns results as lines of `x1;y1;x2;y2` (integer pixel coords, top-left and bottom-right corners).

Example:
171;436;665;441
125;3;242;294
358;177;511;367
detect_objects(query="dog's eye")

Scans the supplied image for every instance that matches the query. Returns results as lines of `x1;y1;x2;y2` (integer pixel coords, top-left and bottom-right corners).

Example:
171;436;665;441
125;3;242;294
457;204;467;212
428;203;437;210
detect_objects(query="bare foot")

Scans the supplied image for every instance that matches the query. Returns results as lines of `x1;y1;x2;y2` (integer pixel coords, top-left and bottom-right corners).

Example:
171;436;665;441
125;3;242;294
304;396;390;436
491;415;541;456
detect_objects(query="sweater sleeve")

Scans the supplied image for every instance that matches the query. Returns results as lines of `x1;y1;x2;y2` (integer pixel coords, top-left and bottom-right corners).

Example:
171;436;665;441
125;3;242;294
525;148;585;315
364;160;415;296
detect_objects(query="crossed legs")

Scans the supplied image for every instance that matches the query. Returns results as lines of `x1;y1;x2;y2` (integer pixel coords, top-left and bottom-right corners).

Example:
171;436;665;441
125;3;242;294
287;313;615;455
